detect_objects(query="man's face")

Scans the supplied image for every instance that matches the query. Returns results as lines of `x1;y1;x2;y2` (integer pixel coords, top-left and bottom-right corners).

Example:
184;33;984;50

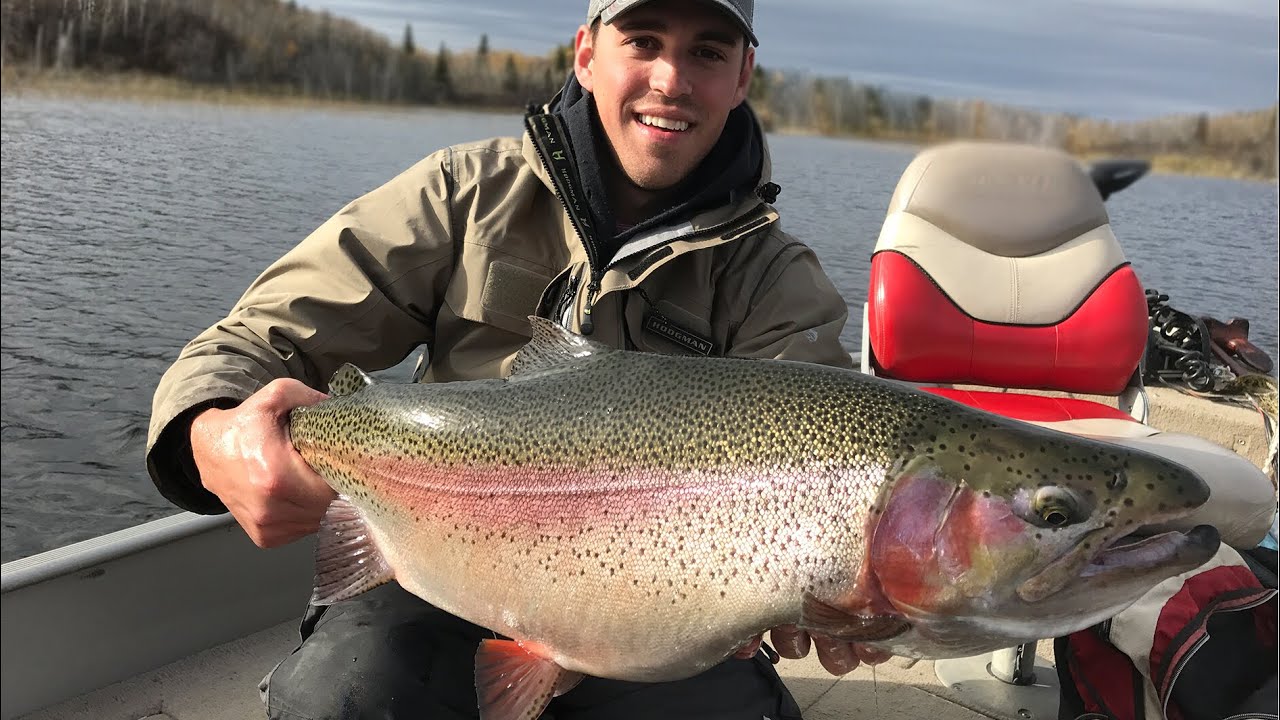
574;0;754;191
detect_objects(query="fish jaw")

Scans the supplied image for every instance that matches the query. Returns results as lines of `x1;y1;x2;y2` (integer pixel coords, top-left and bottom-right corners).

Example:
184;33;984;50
1018;524;1220;606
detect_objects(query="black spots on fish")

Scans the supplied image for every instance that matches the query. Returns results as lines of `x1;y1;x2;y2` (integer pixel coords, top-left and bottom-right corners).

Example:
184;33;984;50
1123;498;1134;507
1157;502;1168;512
1146;483;1155;491
1034;532;1043;540
981;490;991;499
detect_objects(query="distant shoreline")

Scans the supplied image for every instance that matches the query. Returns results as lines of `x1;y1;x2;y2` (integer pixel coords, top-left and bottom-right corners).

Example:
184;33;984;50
0;68;515;116
3;69;1274;184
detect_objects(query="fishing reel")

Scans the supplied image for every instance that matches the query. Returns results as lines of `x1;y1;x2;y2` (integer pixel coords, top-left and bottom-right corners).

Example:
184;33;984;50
1143;289;1224;393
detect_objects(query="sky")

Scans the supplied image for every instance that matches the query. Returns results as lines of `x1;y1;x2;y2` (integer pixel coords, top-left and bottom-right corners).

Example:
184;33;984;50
296;0;1278;120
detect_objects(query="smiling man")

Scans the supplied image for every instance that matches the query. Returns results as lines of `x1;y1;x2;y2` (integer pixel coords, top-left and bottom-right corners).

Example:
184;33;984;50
147;0;870;718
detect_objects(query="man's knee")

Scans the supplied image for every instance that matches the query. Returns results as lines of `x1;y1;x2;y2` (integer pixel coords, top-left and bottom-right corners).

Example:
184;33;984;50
264;584;487;720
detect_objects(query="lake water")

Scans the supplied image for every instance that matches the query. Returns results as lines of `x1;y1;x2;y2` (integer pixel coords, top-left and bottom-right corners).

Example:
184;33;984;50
2;95;1276;562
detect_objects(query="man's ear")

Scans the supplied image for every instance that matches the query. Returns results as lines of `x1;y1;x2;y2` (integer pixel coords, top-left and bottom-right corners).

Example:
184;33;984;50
573;25;595;92
733;45;755;106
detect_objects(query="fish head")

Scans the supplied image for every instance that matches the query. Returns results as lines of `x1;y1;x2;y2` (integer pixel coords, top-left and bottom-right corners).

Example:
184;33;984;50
865;416;1219;654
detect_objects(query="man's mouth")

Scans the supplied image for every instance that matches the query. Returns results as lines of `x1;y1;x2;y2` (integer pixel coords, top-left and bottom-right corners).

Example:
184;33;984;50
637;114;691;132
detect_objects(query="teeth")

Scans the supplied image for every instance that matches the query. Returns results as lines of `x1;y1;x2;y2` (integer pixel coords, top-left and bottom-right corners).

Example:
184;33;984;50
639;114;690;132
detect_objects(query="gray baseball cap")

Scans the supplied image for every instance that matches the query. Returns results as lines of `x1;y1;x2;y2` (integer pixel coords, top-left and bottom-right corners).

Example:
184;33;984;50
587;0;758;46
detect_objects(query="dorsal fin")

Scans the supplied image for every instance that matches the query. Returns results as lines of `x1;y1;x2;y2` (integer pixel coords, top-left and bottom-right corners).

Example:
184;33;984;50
328;364;376;396
509;316;616;377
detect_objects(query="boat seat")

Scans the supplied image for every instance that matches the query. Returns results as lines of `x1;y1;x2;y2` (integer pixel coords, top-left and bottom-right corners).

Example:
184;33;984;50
864;140;1272;549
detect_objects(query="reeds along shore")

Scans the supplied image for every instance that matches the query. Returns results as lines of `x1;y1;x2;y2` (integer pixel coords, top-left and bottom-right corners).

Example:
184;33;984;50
2;0;1275;181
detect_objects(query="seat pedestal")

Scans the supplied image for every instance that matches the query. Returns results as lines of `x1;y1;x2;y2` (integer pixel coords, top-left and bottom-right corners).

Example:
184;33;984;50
934;643;1060;720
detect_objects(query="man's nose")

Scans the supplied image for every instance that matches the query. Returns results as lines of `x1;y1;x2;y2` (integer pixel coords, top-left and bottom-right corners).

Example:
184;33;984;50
650;56;692;98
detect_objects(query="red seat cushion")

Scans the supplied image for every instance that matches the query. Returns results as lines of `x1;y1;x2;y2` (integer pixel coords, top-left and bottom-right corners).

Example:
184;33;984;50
868;251;1148;395
923;388;1138;423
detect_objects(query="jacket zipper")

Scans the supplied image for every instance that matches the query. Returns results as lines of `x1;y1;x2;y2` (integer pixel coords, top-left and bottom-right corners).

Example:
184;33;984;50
525;111;604;333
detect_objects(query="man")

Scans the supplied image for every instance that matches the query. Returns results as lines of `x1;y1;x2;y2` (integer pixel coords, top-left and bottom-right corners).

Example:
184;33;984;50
147;0;882;717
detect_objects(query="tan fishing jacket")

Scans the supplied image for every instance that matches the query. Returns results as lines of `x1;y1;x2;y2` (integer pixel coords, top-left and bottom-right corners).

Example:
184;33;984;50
147;129;852;513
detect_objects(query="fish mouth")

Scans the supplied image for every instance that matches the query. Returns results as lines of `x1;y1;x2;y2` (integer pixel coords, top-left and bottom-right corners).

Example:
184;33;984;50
1082;525;1220;578
1017;525;1220;603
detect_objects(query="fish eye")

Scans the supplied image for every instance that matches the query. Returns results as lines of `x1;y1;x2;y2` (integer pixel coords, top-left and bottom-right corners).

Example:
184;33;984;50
1033;487;1079;528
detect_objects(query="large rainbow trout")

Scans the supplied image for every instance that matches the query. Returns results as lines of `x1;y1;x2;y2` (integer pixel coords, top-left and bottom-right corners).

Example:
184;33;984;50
291;317;1218;720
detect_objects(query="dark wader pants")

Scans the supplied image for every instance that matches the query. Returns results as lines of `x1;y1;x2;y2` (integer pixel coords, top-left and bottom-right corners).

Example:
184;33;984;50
262;583;805;720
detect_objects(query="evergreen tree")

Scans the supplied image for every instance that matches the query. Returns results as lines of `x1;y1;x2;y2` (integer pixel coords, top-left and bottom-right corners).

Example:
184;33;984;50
554;44;569;75
748;64;769;104
502;53;519;93
435;42;452;95
402;23;415;55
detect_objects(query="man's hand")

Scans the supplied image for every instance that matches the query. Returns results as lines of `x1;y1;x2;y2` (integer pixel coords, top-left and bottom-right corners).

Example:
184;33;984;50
732;625;893;676
190;379;335;548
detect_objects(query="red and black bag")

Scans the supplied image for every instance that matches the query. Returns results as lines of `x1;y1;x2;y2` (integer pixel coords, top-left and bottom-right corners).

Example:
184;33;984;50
1055;544;1277;720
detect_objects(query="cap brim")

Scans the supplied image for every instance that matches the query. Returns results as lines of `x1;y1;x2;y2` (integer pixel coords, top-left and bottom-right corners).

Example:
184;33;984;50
597;0;758;46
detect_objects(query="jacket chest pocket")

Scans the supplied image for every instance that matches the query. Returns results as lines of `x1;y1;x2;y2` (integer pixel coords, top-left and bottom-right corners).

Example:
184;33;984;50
444;254;555;339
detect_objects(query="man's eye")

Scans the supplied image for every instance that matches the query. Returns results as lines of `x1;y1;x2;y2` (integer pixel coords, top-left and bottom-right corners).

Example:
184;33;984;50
627;37;656;51
696;48;727;61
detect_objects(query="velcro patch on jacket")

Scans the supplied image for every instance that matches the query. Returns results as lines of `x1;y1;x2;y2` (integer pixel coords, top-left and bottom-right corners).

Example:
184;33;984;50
644;311;714;356
482;261;553;326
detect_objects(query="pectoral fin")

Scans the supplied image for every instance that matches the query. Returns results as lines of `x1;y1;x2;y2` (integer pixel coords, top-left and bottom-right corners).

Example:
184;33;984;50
475;639;583;720
800;593;910;642
310;497;394;605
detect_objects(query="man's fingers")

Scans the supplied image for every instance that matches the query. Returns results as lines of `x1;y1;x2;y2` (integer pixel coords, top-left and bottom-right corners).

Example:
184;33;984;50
855;645;893;666
732;634;763;659
770;624;811;659
813;636;861;676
